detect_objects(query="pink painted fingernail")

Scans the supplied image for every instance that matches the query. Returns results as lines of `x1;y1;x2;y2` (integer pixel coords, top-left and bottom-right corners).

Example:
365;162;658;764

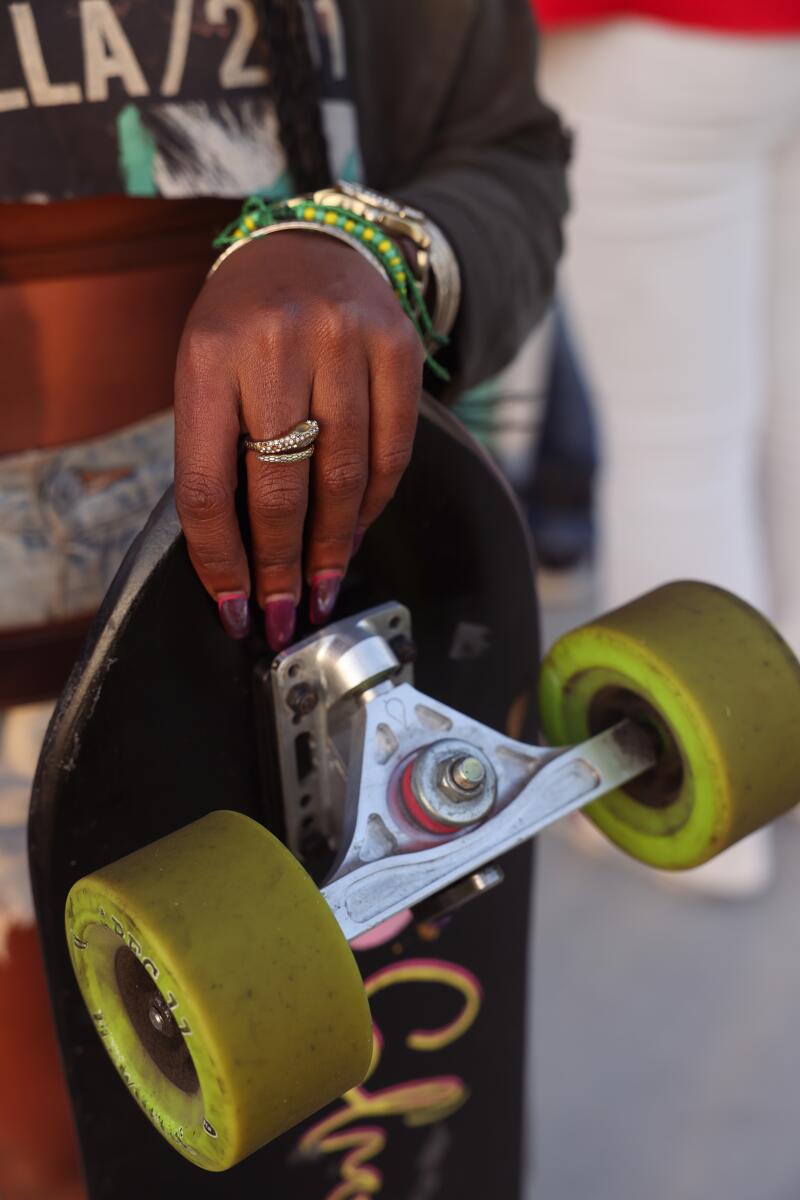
310;570;343;626
218;591;250;640
265;596;296;652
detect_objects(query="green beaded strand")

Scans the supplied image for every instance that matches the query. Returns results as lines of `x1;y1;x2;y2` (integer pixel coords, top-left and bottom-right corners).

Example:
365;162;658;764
214;197;450;381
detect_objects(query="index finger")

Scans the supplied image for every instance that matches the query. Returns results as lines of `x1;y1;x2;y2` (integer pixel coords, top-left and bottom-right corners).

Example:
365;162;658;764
174;328;251;636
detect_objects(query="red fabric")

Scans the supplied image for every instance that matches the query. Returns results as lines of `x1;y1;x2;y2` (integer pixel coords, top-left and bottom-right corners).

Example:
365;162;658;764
534;0;800;34
0;925;86;1200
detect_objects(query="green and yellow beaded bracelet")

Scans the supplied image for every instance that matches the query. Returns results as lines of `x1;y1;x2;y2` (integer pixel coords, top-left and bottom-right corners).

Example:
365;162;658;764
214;196;450;381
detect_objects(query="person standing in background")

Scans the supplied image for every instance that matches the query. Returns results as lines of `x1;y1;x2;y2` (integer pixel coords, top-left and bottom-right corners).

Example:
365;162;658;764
533;0;800;894
0;3;567;1196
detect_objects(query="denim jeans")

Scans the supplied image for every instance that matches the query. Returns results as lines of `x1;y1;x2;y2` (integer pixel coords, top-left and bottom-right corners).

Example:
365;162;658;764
0;411;174;941
0;410;174;629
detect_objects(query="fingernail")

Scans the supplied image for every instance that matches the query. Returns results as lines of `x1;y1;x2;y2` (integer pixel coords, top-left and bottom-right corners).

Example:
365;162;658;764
352;528;366;555
265;595;296;652
310;570;343;626
218;591;250;640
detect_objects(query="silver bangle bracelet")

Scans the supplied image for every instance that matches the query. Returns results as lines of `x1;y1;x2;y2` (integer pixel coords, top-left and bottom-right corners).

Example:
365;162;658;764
425;216;462;340
207;222;389;282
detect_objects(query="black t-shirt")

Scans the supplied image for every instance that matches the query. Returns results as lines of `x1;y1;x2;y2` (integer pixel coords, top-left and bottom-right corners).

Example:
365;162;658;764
0;0;361;201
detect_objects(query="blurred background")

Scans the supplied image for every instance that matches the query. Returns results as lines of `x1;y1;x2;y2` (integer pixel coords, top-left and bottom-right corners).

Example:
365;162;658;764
456;326;800;1198
453;5;800;1195
2;2;798;1195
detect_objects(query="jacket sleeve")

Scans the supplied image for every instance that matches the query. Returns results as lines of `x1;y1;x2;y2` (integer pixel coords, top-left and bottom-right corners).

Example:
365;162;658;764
345;0;570;392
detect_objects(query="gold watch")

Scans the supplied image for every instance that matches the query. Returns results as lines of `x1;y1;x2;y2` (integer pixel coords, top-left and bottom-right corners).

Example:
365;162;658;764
310;181;461;340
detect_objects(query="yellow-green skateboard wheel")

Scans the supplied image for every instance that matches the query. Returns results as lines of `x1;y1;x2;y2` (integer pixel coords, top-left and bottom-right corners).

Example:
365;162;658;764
65;810;372;1170
539;581;800;869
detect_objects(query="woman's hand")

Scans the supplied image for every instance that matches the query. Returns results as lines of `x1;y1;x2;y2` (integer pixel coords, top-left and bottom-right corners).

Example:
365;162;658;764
174;231;424;649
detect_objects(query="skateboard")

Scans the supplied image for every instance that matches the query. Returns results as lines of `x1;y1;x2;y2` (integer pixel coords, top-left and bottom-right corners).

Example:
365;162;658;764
31;397;800;1198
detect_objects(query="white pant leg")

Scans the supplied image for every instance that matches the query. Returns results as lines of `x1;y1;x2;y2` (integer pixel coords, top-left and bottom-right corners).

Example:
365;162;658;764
765;128;800;656
540;23;800;615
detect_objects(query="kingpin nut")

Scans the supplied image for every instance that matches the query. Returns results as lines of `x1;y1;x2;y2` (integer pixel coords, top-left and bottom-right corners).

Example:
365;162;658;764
448;756;486;794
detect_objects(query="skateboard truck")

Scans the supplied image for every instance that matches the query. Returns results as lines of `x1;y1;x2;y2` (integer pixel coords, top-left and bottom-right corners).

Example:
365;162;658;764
271;603;658;942
64;582;800;1171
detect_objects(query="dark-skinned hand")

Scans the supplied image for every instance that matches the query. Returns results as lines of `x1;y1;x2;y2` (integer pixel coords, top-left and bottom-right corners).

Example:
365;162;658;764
174;231;424;649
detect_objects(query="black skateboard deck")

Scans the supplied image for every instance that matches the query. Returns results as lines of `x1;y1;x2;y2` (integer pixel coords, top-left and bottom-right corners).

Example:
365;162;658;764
31;397;539;1199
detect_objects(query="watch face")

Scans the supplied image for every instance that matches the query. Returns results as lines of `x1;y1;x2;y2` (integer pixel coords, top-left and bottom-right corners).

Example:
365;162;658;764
337;180;424;222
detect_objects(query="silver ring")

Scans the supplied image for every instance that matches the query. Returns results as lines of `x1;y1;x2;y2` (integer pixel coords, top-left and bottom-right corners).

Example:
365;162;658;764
251;445;315;465
244;419;319;457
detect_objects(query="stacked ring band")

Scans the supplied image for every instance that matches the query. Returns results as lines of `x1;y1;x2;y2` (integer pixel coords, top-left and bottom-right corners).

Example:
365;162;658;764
250;446;315;464
244;419;319;457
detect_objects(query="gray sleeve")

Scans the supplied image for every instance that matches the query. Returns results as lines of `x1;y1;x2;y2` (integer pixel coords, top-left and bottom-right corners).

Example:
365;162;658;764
346;0;570;392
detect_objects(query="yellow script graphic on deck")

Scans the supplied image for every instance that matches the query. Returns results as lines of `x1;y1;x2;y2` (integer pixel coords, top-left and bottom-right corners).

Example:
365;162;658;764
297;957;483;1200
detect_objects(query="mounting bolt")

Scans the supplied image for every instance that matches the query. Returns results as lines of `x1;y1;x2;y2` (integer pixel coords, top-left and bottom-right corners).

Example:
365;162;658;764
390;634;417;666
448;756;486;794
299;829;329;862
286;682;319;717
